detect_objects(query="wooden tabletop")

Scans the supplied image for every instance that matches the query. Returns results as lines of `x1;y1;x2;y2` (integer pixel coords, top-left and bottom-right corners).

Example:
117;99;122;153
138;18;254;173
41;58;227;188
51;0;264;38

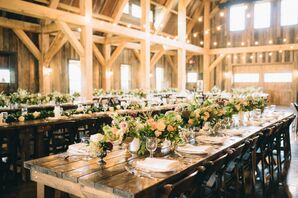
24;112;294;198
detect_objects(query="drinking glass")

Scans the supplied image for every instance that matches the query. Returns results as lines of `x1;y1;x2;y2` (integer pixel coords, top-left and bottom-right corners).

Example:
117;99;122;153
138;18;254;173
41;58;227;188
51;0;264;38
2;112;8;123
146;137;157;158
254;109;262;120
232;114;240;129
81;135;91;160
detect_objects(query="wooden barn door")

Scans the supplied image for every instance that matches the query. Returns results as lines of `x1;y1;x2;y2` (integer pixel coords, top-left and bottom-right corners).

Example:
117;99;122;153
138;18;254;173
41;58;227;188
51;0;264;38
232;64;296;106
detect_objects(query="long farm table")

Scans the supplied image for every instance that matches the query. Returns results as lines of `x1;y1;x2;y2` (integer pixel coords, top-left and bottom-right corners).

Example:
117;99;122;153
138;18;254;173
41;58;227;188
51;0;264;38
24;111;295;198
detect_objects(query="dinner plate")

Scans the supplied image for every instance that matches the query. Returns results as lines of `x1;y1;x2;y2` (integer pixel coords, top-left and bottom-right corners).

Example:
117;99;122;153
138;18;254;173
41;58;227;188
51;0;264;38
129;158;180;173
176;144;213;154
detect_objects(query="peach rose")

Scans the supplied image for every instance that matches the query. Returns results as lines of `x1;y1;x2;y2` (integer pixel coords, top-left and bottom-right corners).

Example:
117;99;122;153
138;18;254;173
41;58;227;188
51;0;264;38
167;125;175;132
156;120;166;131
155;130;162;137
188;119;194;125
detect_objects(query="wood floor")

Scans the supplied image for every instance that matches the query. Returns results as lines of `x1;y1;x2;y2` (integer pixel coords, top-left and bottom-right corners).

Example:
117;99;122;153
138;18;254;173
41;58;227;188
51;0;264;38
2;132;298;198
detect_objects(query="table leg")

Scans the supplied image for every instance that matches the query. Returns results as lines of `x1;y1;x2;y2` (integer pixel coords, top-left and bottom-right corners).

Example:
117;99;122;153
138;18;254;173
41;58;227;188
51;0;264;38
37;183;45;198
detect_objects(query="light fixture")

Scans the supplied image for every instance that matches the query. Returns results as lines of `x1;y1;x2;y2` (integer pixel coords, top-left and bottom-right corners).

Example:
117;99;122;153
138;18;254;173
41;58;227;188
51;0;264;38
269;52;272;56
259;54;263;58
250;55;254;59
242;56;246;60
200;41;204;45
149;73;153;78
213;42;217;46
77;28;81;32
204;30;209;35
227;42;231;46
290;46;294;49
246;13;251;18
193;33;198;38
255;41;259;45
106;70;113;78
198;16;203;22
187;39;190;44
279;50;283;53
227;54;231;58
283;38;287;42
268;40;273;44
220;12;224;17
216;26;221;31
43;67;52;76
127;24;132;28
241;42;245;46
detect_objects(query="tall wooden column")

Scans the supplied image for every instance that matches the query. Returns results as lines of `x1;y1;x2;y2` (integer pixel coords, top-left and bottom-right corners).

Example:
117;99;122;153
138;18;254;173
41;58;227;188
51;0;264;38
103;44;112;90
140;0;150;90
177;0;186;91
203;0;211;92
38;33;50;94
80;0;93;100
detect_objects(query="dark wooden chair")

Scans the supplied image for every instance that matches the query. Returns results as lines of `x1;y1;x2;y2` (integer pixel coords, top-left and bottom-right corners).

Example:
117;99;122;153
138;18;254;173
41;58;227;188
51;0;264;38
74;118;100;142
46;121;76;155
162;166;206;198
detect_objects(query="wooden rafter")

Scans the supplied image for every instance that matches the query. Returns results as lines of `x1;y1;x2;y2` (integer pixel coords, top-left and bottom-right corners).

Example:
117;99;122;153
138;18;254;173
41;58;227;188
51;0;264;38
43;31;67;66
111;0;129;24
133;49;141;62
186;1;204;34
150;49;165;70
92;43;105;66
106;42;127;68
13;29;41;60
56;21;84;56
0;0;204;53
0;17;41;32
209;55;225;70
155;0;175;33
209;44;298;55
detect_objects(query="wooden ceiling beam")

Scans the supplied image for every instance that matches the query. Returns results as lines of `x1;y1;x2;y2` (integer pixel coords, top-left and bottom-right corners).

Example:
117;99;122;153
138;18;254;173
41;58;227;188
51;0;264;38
0;17;41;32
132;49;141;62
209;44;298;55
209;54;225;70
106;42;127;68
43;31;67;66
13;29;41;60
111;0;129;24
150;49;165;70
93;43;106;66
155;0;175;33
56;21;84;56
186;1;204;34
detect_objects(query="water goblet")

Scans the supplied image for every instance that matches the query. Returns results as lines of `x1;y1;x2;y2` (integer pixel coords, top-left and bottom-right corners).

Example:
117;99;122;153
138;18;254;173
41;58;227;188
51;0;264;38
81;135;91;161
146;137;157;158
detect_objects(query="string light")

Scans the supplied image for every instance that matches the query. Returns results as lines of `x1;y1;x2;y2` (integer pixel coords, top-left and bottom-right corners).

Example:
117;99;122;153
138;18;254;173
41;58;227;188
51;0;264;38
227;42;231;46
290;46;294;49
77;28;81;32
250;55;254;59
193;33;198;38
283;38;287;42
198;16;203;22
269;52;272;56
220;12;224;17
242;56;246;60
227;54;231;58
216;26;221;31
279;50;283;53
255;41;259;45
241;42;245;46
213;42;218;46
127;24;132;28
187;39;190;43
200;41;204;45
204;30;209;35
268;40;273;44
246;13;251;18
259;54;263;58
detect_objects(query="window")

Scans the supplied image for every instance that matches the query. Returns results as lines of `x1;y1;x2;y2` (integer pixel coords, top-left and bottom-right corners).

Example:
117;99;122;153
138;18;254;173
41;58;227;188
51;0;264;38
132;4;142;18
120;64;131;91
187;72;197;83
0;69;10;83
264;72;292;83
233;73;259;83
156;67;164;91
254;2;271;29
281;0;298;26
68;60;81;94
230;4;246;31
123;3;129;14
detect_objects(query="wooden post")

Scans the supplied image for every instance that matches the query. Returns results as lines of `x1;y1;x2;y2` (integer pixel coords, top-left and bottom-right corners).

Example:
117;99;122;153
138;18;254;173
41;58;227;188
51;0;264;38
103;44;112;90
203;0;210;92
140;0;150;90
80;0;93;100
177;0;186;91
38;33;50;94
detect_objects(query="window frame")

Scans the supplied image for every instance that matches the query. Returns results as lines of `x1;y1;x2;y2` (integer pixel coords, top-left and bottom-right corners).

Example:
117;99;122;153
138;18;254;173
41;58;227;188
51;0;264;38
120;64;132;91
68;59;82;94
254;1;271;29
0;68;10;84
233;73;260;83
229;4;246;32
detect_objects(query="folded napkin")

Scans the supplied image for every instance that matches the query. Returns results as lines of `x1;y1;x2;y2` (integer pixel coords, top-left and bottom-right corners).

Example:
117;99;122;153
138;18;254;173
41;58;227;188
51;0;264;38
176;144;213;154
136;158;179;172
222;129;243;137
67;143;89;155
247;120;263;126
196;136;226;145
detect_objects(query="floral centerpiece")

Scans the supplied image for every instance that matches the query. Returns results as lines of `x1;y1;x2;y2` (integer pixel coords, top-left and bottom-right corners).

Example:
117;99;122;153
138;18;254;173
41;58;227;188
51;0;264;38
0;92;8;107
88;133;113;164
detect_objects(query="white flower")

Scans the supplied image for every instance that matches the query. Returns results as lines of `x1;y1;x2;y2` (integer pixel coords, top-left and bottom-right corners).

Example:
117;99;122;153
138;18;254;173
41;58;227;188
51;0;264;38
90;133;104;143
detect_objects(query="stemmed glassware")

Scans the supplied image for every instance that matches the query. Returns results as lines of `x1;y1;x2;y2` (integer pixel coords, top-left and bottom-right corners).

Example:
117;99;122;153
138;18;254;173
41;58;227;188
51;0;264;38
146;137;157;158
81;135;91;160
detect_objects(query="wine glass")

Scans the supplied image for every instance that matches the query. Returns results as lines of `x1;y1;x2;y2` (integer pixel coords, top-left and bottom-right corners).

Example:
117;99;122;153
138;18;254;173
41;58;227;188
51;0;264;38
146;137;157;158
2;112;8;123
81;135;91;160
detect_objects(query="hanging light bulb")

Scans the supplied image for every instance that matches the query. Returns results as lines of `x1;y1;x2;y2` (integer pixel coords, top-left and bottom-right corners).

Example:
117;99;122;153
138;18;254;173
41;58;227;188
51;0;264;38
200;41;204;45
220;12;224;17
198;16;203;22
269;52;272;56
213;42;217;46
241;42;245;46
193;33;198;38
216;26;221;31
283;38;287;42
268;40;273;44
227;42;231;46
255;41;259;45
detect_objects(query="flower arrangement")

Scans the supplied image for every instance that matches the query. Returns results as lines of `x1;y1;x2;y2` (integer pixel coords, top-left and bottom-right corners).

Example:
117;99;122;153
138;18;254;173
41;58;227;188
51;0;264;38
0;92;8;107
87;133;113;164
